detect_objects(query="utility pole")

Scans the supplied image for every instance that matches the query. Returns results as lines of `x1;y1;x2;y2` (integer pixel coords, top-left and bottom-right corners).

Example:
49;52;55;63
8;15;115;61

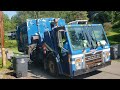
0;11;6;67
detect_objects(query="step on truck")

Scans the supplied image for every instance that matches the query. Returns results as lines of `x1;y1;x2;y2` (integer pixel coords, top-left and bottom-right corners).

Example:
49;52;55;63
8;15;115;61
16;18;111;77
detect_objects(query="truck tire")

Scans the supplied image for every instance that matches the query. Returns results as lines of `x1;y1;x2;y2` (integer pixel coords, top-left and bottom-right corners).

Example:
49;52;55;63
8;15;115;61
47;56;58;77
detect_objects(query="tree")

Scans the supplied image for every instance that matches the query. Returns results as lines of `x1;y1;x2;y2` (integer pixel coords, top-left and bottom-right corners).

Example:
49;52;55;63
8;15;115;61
3;14;12;31
88;11;111;24
9;11;89;32
11;11;89;25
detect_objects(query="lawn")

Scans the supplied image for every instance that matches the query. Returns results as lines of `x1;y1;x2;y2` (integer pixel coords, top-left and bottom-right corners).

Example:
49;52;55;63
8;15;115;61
106;28;120;45
4;37;22;54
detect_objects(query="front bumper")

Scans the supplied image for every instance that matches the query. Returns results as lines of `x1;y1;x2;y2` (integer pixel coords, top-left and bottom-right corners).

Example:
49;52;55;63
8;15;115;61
73;61;111;77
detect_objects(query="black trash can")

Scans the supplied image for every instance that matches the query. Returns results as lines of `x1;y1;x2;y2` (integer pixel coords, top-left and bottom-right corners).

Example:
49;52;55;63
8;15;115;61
110;45;119;60
13;55;29;78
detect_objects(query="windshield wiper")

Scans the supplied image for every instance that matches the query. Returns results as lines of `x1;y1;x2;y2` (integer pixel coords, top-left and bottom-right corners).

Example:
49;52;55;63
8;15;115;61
78;31;86;49
82;30;91;48
89;31;98;49
85;26;97;49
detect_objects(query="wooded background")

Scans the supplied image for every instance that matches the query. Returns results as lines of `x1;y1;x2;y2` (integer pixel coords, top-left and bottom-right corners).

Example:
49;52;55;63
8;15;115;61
3;11;120;45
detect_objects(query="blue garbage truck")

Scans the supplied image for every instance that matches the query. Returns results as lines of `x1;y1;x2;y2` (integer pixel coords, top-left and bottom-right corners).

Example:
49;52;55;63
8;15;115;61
16;18;111;77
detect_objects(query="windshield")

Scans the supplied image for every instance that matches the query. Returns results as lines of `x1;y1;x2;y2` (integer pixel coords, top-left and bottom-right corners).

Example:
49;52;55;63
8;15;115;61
67;26;89;51
92;25;107;42
67;25;108;51
89;25;108;47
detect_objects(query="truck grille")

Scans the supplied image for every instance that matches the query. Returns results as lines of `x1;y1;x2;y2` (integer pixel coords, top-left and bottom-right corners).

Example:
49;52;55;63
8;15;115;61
85;51;103;68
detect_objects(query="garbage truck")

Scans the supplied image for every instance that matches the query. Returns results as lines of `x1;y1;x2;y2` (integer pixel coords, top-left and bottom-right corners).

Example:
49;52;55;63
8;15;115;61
16;18;111;77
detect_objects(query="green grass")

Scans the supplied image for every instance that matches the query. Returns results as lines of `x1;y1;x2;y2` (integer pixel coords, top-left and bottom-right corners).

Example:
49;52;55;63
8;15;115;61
106;28;120;45
0;57;12;71
5;39;17;48
0;36;22;71
4;37;22;54
9;46;23;55
112;60;120;62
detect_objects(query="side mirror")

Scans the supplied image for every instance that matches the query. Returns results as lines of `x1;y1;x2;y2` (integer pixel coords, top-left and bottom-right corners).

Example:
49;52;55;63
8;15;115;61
58;31;63;47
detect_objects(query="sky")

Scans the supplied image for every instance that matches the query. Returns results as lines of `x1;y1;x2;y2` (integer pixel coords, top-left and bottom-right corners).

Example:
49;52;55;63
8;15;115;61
3;11;17;19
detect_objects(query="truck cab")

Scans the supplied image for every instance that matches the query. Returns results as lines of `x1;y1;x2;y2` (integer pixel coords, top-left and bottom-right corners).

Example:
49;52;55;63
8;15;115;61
45;21;111;77
57;24;111;77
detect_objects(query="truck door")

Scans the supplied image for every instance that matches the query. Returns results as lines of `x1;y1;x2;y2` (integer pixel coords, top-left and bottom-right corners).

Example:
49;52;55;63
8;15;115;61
57;30;70;75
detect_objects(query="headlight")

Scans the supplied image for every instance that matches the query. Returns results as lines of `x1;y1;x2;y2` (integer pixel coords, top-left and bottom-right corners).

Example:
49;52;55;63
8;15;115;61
75;58;82;70
103;51;110;62
106;52;110;57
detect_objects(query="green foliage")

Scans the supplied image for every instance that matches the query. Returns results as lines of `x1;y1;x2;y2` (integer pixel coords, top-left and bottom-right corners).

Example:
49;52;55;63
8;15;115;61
107;28;120;45
88;11;111;24
10;11;89;25
0;57;12;69
112;21;120;28
3;13;16;32
4;35;17;48
64;11;89;23
103;22;112;31
3;14;12;31
4;39;17;48
4;35;21;54
3;11;120;46
3;11;120;31
88;11;120;24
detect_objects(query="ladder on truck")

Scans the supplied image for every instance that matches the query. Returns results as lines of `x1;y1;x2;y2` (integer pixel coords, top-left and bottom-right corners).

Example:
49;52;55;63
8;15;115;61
68;20;88;24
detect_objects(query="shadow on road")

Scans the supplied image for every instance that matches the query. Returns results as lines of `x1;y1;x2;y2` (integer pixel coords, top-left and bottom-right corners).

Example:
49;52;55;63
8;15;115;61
28;63;56;79
73;70;102;79
28;63;102;79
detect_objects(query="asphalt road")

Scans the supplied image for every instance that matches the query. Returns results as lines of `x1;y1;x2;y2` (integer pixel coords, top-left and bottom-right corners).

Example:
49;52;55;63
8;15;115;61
26;60;120;79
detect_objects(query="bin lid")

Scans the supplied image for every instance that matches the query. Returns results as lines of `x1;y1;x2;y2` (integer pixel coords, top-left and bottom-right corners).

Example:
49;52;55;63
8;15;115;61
13;55;29;59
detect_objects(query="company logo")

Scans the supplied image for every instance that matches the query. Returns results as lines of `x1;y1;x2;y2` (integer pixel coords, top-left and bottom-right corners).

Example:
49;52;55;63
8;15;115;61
90;49;97;54
21;59;25;63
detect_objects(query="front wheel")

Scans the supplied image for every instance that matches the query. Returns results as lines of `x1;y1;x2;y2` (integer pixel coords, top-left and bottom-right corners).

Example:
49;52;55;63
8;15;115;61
48;59;58;77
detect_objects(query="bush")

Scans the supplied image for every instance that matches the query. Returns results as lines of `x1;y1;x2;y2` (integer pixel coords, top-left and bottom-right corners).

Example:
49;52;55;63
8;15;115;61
112;21;120;28
103;22;112;31
0;57;12;69
4;35;17;48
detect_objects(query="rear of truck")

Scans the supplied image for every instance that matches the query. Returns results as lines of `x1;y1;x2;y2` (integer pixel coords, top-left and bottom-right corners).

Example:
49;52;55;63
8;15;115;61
16;19;42;53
